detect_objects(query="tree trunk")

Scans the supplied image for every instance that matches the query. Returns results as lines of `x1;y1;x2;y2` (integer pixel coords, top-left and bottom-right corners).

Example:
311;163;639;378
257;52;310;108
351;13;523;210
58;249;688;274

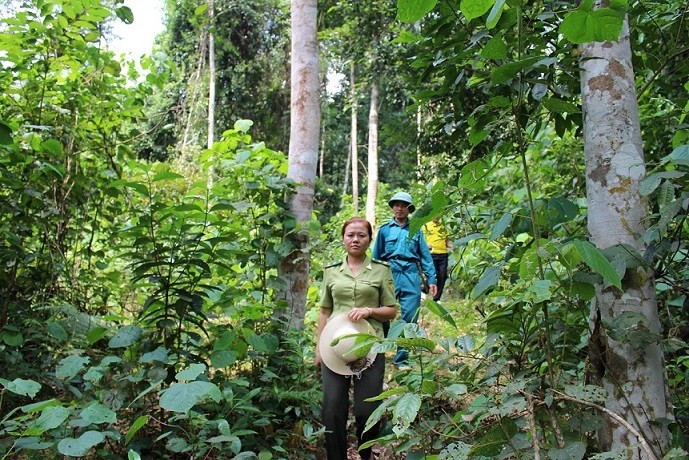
365;81;379;227
207;0;216;149
278;0;320;330
350;61;359;213
581;14;670;458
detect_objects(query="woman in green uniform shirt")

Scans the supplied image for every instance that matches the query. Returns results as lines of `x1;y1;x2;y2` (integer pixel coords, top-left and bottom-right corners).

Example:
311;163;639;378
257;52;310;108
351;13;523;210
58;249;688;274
315;217;398;460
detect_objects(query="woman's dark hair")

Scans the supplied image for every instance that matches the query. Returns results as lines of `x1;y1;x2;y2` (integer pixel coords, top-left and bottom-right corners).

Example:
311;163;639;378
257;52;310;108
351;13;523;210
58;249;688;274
341;217;373;238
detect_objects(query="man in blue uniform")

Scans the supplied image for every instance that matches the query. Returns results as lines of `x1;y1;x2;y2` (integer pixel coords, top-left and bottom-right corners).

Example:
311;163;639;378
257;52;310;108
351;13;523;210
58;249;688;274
372;191;437;368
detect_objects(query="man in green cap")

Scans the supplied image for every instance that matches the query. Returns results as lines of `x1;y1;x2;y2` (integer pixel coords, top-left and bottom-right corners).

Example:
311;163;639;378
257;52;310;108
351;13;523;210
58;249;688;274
372;191;437;368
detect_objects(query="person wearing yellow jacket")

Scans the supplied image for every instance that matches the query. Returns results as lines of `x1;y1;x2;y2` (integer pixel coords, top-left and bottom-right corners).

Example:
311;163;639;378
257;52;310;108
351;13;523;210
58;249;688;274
423;217;451;302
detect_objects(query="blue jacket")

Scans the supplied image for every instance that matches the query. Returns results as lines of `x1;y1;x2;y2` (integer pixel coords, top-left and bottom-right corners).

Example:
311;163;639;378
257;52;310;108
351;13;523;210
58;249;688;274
372;218;437;285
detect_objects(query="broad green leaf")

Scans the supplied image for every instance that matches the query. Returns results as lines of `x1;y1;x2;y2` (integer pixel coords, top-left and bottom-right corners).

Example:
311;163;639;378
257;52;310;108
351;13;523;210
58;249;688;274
128;450;142;460
472;265;501;298
564;384;607;403
519;246;540;279
40;138;63;155
591;8;624;41
480;35;508;60
108;325;142;348
470;420;518;456
456;232;487;246
58;430;105;457
527;279;553;303
78;403;117;425
159;381;222;413
396;0;438;23
0;378;41;397
396;337;436;351
125;416;149;444
459;159;490;190
491;56;541;85
115;6;134;24
573;240;622;290
56;355;90;380
31;406;70;432
211;350;237;368
152;171;184;182
543;97;581;114
140;347;169;364
0;121;12;144
86;327;108;344
425;300;457;329
47;321;68;341
392;393;421;435
460;0;494;21
486;0;505;28
489;213;512;240
2;329;23;346
234;119;254;132
457;335;475;352
640;171;684;196
176;363;206;381
668;145;689;167
560;10;596;43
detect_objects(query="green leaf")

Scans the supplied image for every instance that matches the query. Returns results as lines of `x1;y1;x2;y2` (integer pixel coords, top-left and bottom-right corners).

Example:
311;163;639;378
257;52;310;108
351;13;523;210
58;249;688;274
2;329;24;346
460;0;494;21
560;7;623;44
140;346;169;364
473;265;501;298
56;355;90;380
489;213;512;240
176;363;206;381
108;325;142;348
470;420;518;457
425;300;457;329
78;403;117;425
573;240;622;290
211;350;237;368
115;6;134;24
86;327;108;345
47;321;68;341
0;378;41;397
491;56;541;85
159;381;222;413
396;0;438;23
668;145;689;167
57;431;106;457
543;97;581;114
560;10;596;44
152;170;184;182
40;139;63;155
234;119;254;132
480;35;508;60
0;121;13;144
32;406;70;432
486;0;505;28
125;415;149;444
392;393;421;435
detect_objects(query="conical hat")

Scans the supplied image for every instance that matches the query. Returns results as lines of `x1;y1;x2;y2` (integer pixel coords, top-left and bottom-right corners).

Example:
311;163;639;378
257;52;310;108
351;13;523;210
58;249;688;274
319;313;377;376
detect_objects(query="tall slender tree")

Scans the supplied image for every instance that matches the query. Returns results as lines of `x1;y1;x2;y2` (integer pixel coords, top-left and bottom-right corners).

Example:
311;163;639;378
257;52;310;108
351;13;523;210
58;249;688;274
581;13;670;457
278;0;320;329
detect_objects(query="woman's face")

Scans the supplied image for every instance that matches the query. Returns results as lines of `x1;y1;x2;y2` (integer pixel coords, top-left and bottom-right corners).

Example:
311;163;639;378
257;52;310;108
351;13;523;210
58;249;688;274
343;221;371;257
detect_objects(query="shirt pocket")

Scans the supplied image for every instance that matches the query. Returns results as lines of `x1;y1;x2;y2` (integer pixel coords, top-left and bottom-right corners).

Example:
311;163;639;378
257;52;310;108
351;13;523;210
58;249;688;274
384;235;398;253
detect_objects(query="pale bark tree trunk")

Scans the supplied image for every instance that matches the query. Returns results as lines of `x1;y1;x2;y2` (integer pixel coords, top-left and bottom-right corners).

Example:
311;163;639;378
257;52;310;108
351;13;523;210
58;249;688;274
350;61;359;213
207;0;216;149
416;104;422;179
365;81;379;227
278;0;319;329
581;14;670;458
343;140;351;195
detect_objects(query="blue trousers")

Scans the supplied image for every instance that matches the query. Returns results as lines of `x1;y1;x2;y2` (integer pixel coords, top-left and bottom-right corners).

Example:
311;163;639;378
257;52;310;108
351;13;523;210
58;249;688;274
390;267;422;366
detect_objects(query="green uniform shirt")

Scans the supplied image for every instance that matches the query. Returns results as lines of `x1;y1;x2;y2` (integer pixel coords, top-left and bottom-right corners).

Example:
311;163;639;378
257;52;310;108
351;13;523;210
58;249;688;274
320;256;397;338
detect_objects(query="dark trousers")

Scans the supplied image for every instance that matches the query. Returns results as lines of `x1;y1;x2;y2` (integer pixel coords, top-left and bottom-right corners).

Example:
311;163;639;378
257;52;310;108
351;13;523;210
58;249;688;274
432;253;448;301
321;354;384;460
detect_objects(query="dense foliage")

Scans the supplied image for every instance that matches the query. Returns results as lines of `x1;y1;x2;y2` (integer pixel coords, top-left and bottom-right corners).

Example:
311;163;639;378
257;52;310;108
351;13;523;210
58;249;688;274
1;0;688;459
